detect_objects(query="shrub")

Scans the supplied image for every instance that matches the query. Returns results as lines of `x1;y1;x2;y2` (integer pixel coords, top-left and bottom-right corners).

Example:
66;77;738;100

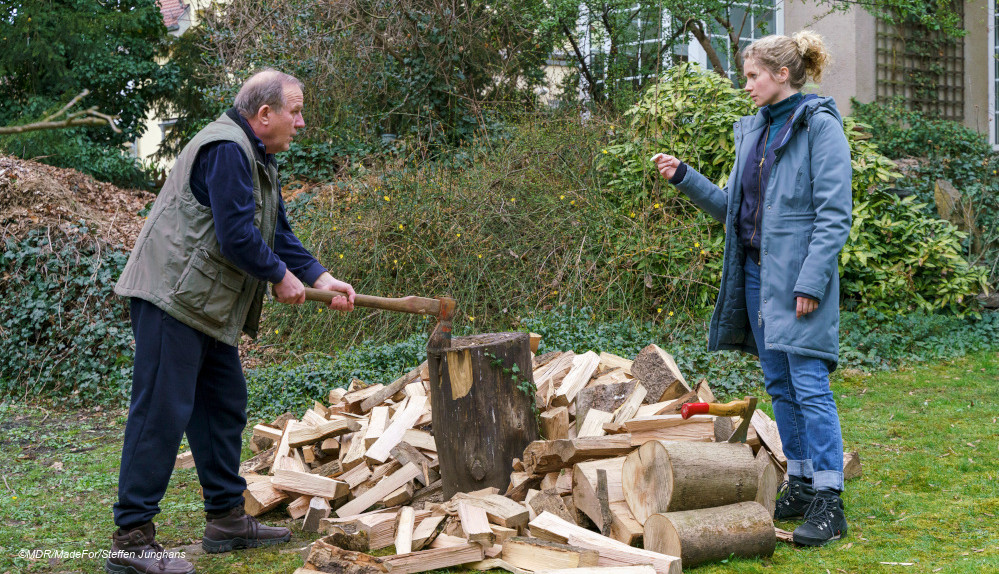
840;190;989;315
851;100;999;284
0;226;133;405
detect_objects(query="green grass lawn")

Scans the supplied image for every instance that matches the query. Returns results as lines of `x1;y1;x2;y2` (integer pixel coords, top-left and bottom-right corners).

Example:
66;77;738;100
1;351;997;573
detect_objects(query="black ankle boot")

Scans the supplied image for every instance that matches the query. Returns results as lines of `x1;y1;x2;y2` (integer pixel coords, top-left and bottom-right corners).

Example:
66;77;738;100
105;522;195;574
774;476;816;521
793;490;848;546
202;502;291;554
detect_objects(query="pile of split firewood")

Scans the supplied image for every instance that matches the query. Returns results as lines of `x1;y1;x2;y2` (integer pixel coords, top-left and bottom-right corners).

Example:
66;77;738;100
177;339;860;573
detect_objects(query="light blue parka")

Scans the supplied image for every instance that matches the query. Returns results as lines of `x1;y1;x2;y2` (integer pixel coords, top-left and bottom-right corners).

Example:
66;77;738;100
673;96;852;367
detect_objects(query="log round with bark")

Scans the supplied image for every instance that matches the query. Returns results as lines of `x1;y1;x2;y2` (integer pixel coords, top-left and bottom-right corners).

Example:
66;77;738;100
621;440;760;523
643;502;776;568
428;333;540;499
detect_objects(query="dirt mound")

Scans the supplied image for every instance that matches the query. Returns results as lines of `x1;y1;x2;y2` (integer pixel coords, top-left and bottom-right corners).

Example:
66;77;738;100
0;154;154;249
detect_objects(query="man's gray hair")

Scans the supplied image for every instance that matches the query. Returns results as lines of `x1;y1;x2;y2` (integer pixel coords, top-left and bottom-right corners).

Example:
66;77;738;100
234;69;304;119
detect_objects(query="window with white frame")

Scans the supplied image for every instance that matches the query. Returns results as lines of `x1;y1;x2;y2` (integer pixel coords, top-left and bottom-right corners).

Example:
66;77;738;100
694;2;781;83
578;0;781;97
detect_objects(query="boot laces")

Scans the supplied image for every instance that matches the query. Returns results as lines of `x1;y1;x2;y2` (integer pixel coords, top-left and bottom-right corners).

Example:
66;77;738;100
803;495;834;531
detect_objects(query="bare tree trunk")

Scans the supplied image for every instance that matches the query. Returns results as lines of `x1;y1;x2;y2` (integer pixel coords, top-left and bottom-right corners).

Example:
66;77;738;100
686;20;728;81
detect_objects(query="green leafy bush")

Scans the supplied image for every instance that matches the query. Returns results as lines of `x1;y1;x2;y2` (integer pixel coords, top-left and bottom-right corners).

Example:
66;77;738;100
851;100;999;284
841;190;989;315
0;227;133;404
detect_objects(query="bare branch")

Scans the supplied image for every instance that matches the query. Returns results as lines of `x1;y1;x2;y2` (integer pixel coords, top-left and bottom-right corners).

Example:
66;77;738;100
0;91;121;135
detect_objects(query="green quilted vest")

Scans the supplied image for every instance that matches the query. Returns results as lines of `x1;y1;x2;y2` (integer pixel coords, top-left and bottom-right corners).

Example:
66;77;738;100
114;112;281;345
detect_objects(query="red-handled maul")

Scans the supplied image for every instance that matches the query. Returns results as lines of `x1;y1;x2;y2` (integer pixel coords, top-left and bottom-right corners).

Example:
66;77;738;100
681;396;758;443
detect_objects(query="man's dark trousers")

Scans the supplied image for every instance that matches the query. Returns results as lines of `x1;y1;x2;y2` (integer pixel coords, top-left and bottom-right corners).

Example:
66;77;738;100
114;298;248;529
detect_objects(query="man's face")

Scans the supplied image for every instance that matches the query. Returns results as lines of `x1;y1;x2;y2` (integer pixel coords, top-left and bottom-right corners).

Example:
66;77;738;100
258;84;305;154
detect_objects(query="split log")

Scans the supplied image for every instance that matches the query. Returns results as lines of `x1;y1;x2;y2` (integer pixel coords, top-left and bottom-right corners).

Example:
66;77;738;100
304;497;332;533
381;543;485;574
365;395;429;465
552;351;601;407
751;409;786;470
643;502;776;568
631;345;689;403
428;333;540;499
244;478;290;517
411;479;444;508
381;482;415;506
575;381;638;432
394;506;416;554
390;442;439;486
304;539;389;574
528;512;681;574
522;435;635;475
451;492;529;528
364;406;391;447
320;509;432;551
501;537;599;571
343;384;386;414
504;473;543;502
336;462;421;517
611;384;647;424
272;469;348;499
578;409;613;438
411;514;447;550
621;440;760;523
571;458;643;545
240;447;275;475
540;407;570;440
361;365;423;413
456;501;495;546
597;352;634;375
288;495;313;519
253;424;284;443
528;491;574;524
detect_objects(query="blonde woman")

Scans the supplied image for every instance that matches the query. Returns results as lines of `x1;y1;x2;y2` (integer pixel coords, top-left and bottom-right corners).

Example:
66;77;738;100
654;32;851;546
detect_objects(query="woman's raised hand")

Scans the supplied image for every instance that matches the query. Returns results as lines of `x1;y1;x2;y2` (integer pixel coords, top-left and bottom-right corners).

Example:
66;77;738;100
651;153;681;180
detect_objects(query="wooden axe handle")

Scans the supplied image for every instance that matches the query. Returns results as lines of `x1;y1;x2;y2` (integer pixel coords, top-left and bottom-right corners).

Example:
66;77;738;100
303;287;441;316
682;398;753;419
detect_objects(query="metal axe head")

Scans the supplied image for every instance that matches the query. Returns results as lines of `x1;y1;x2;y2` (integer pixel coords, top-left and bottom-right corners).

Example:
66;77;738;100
727;396;758;443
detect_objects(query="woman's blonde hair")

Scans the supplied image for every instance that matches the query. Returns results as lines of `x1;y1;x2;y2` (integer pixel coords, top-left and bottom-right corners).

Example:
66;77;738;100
742;31;831;90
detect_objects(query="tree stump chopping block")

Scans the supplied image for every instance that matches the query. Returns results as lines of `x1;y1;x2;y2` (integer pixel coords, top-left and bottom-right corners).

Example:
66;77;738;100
428;332;540;499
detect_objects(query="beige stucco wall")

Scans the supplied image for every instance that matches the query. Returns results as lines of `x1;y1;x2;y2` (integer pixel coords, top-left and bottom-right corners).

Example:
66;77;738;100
782;0;877;117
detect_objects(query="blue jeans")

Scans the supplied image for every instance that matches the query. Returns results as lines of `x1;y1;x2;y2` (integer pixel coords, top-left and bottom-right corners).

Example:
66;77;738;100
744;258;844;492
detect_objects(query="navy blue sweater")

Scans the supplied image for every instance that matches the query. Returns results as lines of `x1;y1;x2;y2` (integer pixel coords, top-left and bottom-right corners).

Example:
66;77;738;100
189;109;327;286
738;92;806;264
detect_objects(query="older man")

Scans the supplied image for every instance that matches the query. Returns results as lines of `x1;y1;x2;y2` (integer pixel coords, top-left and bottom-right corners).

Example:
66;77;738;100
108;70;353;574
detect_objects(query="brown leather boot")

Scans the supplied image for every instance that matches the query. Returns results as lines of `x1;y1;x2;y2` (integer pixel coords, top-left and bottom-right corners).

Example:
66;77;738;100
201;503;291;553
105;522;195;574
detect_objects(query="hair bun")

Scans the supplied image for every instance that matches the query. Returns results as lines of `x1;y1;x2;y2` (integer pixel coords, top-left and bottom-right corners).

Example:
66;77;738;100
791;30;830;83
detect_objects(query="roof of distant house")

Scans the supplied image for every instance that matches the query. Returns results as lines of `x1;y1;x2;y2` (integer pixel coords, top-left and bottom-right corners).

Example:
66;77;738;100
157;0;188;30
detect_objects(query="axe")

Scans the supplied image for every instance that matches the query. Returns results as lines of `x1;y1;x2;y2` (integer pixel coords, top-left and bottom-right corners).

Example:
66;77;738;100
681;396;758;443
298;287;457;349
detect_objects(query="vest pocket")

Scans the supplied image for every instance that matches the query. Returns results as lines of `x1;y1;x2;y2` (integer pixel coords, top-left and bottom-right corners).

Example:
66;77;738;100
174;249;245;326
